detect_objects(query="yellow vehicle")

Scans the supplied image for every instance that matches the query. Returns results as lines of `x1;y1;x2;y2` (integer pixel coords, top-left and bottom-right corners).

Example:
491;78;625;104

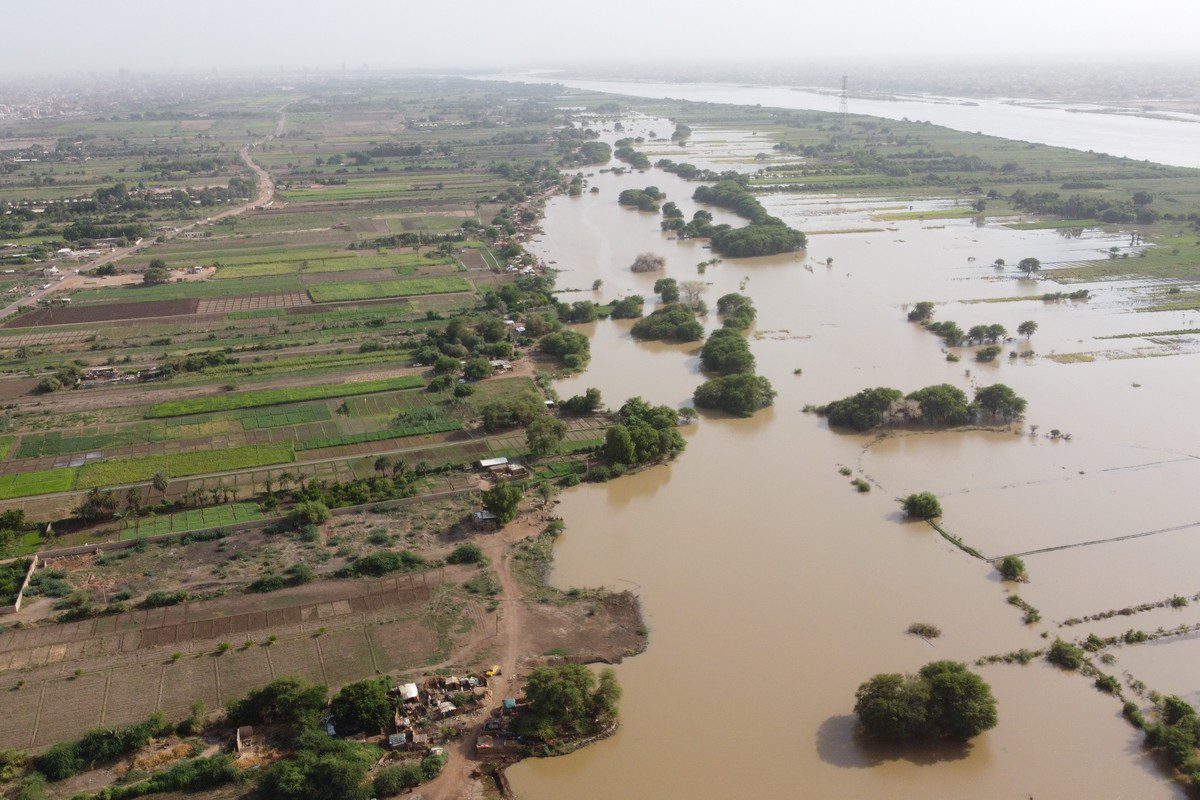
485;665;502;677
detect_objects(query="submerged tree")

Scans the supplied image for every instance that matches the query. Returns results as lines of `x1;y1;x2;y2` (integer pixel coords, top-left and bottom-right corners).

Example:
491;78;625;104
854;661;997;743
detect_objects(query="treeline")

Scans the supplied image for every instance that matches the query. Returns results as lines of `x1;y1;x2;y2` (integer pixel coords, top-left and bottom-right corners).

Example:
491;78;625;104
691;181;807;257
1008;189;1159;224
814;383;1027;430
693;294;775;417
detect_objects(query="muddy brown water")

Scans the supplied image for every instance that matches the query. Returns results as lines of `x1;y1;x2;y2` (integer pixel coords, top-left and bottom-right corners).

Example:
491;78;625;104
507;118;1197;798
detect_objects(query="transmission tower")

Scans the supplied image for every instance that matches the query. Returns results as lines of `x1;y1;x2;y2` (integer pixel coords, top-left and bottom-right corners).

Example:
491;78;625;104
839;76;849;114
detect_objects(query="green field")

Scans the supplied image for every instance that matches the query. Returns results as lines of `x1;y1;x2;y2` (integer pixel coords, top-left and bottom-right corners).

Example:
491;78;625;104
295;420;462;451
147;376;424;417
77;442;295;488
307;276;472;303
0;467;79;500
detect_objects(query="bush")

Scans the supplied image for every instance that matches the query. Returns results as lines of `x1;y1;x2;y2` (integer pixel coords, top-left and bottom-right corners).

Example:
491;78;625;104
447;543;485;564
629;252;665;272
374;764;424;795
1047;638;1085;670
348;550;423;577
901;492;942;519
287;501;331;530
997;555;1026;581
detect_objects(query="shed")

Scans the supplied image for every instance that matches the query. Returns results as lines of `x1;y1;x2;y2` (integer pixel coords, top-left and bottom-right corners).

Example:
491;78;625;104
472;510;500;531
399;682;420;702
387;733;408;750
478;457;508;470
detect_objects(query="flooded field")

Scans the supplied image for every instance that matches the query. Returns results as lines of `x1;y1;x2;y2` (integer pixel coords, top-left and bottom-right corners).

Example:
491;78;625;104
507;117;1199;797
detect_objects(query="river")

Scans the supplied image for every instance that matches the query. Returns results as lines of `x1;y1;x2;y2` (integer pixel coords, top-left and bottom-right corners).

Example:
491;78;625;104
502;109;1200;798
487;73;1200;169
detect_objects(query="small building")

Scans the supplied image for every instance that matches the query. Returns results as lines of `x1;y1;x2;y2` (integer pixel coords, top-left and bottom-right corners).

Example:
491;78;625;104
436;700;457;718
472;510;500;532
478;457;508;471
503;698;518;712
489;359;513;372
387;732;409;750
398;682;420;703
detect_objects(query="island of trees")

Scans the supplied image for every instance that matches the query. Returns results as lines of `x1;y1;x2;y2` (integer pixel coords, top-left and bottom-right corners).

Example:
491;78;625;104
693;294;776;417
814;383;1027;430
854;661;998;743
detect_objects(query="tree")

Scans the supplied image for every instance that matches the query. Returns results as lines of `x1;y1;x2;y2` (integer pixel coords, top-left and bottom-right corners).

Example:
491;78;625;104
374;455;394;475
1132;191;1154;206
330;678;392;733
997;555;1027;581
905;384;970;426
148;258;167;269
902;492;942;519
653;277;680;303
693;373;776;417
630;252;665;273
560;388;602;415
142;266;170;285
1017;320;1038;338
74;487;119;523
226;676;327;728
516;664;620;743
463;357;493;381
821;387;903;431
679;280;707;310
629;303;703;342
917;661;999;741
853;672;929;743
907;301;934;322
151;471;170;494
1017;257;1041;275
972;384;1027;422
604;424;636;465
700;328;755;374
526;414;567;457
482;483;522;524
854;661;996;743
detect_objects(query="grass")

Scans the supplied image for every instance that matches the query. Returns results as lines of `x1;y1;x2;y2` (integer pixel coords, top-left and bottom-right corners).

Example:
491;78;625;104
0;467;79;499
147;376;424;417
77;443;295;488
308;276;472;303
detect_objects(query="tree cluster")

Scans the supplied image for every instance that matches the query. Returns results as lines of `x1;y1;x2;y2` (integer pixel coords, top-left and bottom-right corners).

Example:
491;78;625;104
854;661;998;743
817;383;1026;430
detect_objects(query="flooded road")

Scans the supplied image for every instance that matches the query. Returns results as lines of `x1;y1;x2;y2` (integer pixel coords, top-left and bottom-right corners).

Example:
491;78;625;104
491;73;1200;168
507;118;1198;798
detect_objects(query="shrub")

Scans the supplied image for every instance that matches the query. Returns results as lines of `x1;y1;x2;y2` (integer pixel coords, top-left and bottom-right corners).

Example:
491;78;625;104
901;492;942;519
287;501;331;530
447;543;485;564
630;252;665;272
374;764;424;795
1047;638;1085;670
997;555;1027;581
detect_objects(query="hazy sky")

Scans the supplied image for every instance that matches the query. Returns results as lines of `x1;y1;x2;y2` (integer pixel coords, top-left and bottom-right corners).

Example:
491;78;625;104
5;0;1200;73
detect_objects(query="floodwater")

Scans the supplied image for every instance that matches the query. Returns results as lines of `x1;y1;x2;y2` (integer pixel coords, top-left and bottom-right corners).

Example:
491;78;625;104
490;73;1200;169
505;116;1200;798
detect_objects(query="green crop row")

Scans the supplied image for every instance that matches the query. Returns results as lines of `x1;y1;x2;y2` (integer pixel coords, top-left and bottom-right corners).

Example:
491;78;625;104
147;376;424;418
307;276;472;303
295;420;461;451
76;443;295;488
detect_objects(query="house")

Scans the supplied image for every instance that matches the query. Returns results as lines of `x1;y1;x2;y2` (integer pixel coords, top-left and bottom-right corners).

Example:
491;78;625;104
472;510;500;532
